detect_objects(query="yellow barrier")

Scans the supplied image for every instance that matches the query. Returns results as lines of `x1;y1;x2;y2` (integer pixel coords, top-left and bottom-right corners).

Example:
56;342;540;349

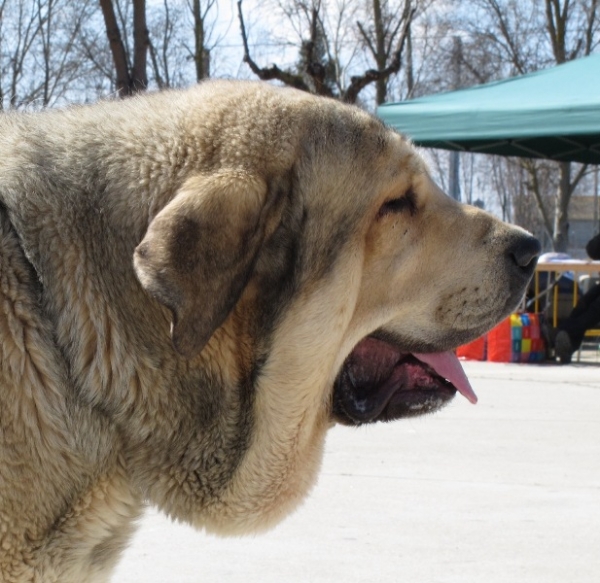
534;260;600;327
535;261;600;360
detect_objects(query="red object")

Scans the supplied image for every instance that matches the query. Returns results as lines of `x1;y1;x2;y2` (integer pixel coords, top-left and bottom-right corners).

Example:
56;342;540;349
456;335;486;361
487;317;513;362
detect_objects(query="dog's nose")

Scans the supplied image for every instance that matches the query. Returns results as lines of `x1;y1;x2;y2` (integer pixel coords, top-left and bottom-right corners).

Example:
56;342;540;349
507;234;541;275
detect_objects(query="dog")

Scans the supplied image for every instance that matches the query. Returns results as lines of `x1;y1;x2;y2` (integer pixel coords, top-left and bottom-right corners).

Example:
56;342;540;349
0;80;539;582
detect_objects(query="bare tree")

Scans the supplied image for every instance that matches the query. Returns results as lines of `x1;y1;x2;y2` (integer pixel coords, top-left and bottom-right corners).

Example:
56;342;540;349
99;0;149;97
37;0;96;106
237;0;419;105
147;0;173;88
356;0;416;104
238;1;327;95
186;0;217;81
0;0;43;109
0;0;98;109
90;0;221;93
145;0;217;88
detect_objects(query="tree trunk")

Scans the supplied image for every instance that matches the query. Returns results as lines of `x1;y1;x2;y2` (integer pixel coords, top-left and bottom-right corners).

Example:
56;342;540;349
100;0;148;97
99;0;130;97
131;0;149;92
372;0;387;105
192;0;209;81
405;21;414;97
553;161;571;252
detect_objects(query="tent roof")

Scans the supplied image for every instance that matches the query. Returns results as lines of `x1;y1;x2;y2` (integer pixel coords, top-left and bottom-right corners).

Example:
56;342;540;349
377;54;600;164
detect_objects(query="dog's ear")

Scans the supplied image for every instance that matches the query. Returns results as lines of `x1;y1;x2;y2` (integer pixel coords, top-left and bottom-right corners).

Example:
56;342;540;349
134;171;269;358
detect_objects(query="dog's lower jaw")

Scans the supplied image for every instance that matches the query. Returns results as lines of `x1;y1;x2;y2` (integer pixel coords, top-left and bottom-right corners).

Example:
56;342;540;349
198;408;330;536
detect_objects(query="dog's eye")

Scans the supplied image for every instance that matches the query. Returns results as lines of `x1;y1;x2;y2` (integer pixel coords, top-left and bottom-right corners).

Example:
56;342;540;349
379;189;417;218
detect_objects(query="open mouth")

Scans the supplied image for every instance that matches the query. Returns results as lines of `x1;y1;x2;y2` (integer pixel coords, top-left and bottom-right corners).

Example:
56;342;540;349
332;336;477;425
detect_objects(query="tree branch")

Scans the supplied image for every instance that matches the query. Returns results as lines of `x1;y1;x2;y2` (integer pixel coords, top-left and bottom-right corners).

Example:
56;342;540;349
488;0;527;74
570;163;589;194
343;4;415;103
356;20;377;59
237;0;310;92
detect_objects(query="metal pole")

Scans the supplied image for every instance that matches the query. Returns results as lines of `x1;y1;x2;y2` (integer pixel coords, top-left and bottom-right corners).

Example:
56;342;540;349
449;36;462;202
449;151;460;201
594;165;599;234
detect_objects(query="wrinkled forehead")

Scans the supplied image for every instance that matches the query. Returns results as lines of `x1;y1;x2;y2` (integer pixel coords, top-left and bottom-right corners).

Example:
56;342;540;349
334;110;429;180
299;119;427;218
383;128;429;180
347;124;430;204
316;109;427;175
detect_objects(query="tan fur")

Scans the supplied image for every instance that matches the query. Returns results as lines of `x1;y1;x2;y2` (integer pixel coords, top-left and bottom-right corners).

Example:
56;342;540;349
0;80;535;581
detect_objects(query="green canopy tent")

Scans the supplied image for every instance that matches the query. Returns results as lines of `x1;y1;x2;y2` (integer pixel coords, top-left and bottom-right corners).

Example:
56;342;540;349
377;54;600;165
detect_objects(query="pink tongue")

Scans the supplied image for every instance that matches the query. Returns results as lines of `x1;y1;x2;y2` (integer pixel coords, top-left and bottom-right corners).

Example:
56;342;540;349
413;352;478;404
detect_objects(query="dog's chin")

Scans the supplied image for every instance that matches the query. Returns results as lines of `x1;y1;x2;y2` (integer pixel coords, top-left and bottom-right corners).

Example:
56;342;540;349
332;335;474;426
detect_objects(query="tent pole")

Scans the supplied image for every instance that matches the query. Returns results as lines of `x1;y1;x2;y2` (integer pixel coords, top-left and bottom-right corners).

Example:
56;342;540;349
448;36;462;202
449;151;460;201
594;165;599;235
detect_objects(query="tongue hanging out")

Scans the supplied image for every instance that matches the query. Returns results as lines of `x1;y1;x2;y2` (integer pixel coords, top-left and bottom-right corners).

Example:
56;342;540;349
412;351;478;404
332;336;477;425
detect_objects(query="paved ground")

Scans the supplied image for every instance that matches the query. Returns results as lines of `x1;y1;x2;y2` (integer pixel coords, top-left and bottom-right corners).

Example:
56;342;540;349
113;359;600;583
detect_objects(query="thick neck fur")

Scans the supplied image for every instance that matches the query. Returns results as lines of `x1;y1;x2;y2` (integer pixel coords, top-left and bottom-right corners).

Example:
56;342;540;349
0;92;256;519
0;82;361;540
0;84;327;531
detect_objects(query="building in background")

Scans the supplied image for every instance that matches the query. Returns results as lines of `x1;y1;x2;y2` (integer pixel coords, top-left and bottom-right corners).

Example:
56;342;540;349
569;195;600;258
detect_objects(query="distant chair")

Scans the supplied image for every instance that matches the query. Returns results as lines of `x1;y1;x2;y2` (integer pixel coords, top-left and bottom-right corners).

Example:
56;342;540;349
538;275;579;329
579;275;600;295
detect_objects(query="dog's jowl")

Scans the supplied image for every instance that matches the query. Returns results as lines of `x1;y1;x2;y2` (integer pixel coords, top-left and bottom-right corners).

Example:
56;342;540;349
0;81;539;582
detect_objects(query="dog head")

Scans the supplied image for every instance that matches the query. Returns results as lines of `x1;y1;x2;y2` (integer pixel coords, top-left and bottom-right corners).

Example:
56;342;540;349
132;82;539;532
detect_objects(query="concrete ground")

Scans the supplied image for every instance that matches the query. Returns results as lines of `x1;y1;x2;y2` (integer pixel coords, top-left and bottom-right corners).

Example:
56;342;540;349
113;359;600;583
